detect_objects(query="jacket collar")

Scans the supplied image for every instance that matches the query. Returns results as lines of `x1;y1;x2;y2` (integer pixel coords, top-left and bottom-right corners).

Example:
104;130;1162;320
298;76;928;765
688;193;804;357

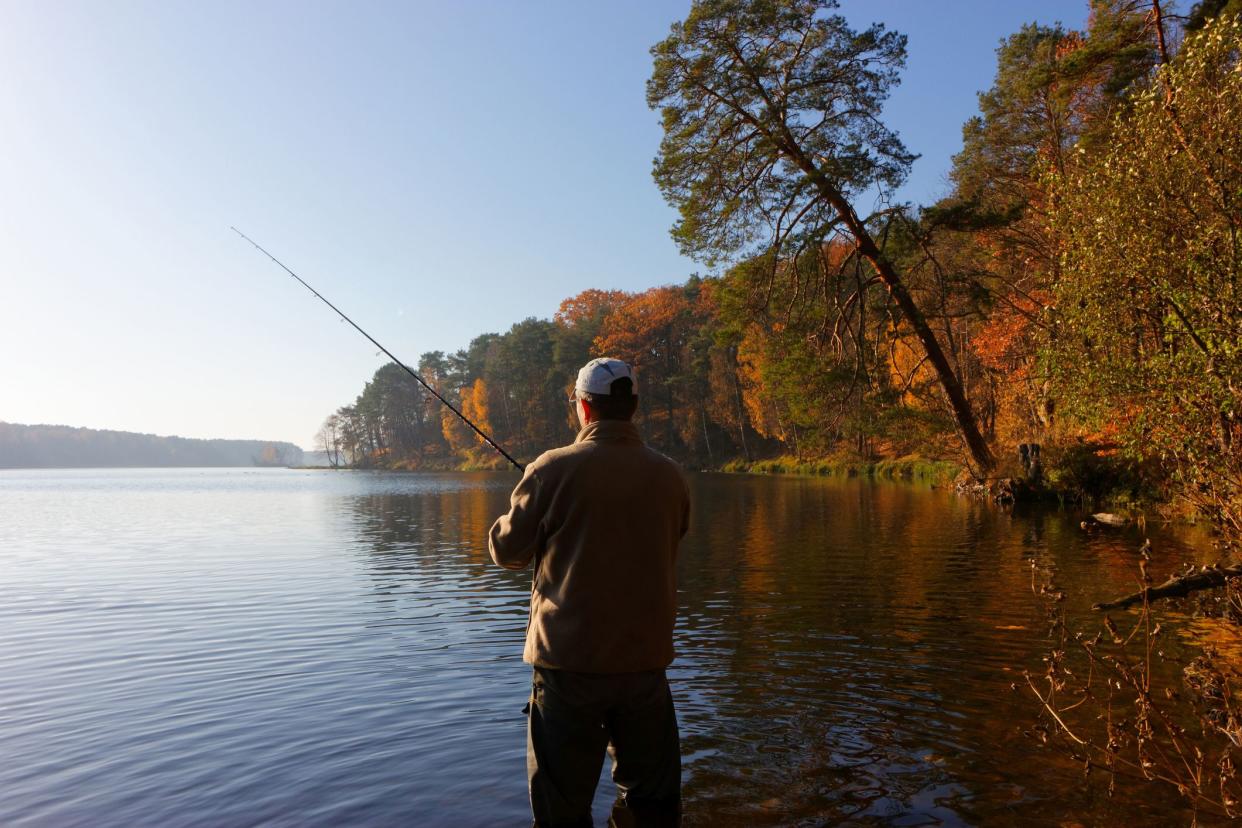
574;419;644;446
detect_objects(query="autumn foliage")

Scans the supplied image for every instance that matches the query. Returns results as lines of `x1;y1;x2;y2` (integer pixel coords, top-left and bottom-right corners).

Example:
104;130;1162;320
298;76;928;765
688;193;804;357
323;1;1240;529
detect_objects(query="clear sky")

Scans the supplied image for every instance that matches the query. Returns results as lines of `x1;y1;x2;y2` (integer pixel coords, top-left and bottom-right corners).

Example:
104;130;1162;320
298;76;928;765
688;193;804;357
0;1;1090;449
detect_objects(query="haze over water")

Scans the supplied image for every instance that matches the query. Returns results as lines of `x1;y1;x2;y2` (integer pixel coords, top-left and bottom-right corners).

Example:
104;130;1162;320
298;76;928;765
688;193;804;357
0;469;1216;825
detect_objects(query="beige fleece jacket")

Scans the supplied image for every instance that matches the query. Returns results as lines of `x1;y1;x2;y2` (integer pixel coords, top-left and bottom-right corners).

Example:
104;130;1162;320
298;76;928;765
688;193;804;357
488;419;690;673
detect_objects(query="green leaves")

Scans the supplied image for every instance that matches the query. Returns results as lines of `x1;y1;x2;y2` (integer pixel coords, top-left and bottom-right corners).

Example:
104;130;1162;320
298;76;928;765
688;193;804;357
1049;16;1242;538
648;0;912;265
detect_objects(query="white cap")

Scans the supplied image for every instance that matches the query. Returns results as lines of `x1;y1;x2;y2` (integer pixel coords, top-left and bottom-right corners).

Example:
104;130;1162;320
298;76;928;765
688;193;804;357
574;358;637;396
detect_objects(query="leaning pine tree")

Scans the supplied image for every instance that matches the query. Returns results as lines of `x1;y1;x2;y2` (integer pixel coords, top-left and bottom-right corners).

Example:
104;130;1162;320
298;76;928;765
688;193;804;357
648;0;995;474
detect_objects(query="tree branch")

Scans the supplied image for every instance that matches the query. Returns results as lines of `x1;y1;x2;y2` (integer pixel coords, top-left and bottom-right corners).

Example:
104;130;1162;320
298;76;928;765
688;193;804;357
1094;564;1242;610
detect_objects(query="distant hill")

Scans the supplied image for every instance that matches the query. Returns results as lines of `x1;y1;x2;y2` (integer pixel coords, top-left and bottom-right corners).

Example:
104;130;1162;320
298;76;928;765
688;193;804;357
0;422;304;469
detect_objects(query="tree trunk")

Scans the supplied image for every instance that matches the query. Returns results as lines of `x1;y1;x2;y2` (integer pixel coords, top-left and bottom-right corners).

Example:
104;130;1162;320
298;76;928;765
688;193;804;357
852;232;993;472
730;347;751;461
700;405;714;467
1094;564;1242;611
784;146;996;475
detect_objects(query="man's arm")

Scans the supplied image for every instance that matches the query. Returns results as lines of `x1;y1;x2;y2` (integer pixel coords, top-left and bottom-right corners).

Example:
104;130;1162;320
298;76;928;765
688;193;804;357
488;466;544;570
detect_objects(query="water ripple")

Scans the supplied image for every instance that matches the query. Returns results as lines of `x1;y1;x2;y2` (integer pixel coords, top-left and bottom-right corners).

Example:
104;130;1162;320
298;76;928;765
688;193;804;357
0;467;1216;826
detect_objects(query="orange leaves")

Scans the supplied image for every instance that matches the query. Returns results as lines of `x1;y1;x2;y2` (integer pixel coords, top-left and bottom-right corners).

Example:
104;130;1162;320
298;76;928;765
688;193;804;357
886;323;940;405
593;286;693;367
1079;404;1141;457
735;324;783;441
463;378;491;440
554;289;628;329
1056;30;1085;60
971;291;1051;373
587;282;725;458
819;238;856;272
442;378;492;454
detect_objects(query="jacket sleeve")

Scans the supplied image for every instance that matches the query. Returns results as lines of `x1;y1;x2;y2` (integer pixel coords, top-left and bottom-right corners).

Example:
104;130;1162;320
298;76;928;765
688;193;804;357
489;466;545;570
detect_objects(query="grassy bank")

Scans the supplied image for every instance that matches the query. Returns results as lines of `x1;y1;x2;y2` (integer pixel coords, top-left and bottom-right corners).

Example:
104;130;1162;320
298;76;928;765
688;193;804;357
713;443;1170;513
718;454;961;484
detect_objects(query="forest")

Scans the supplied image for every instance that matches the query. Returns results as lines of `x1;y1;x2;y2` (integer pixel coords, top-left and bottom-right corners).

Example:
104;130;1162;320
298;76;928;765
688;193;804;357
317;0;1242;811
0;422;303;468
321;0;1240;535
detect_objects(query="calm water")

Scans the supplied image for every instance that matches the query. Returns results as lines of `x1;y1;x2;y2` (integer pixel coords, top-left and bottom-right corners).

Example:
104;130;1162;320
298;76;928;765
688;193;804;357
0;468;1219;826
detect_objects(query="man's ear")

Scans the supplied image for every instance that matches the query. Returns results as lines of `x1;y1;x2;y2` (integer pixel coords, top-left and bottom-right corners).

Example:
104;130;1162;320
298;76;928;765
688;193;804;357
579;397;595;424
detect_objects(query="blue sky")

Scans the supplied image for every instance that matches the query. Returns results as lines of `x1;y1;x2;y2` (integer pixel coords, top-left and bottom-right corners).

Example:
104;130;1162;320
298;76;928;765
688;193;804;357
0;1;1090;448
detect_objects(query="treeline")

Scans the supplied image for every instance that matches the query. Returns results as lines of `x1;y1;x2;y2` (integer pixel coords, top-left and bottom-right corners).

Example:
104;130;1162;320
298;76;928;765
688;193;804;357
317;281;778;470
325;0;1241;534
0;422;303;468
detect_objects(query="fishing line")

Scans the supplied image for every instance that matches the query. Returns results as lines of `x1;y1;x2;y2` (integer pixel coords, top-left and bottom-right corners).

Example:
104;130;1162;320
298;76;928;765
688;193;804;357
232;227;524;472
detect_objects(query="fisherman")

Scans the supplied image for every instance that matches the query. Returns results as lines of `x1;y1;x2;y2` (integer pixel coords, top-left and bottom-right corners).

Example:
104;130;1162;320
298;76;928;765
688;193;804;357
489;357;690;827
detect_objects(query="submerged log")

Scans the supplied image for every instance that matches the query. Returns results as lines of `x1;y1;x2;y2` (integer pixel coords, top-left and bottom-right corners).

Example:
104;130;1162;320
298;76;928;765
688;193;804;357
1081;513;1129;530
1091;512;1129;527
1094;564;1242;611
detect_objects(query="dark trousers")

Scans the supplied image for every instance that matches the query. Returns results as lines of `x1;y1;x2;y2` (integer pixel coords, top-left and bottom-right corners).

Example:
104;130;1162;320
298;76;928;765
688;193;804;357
526;667;681;828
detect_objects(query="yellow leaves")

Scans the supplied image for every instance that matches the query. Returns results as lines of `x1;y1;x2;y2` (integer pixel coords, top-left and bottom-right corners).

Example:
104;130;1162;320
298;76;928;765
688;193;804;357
886;322;939;406
463;378;491;439
735;324;783;441
442;378;492;454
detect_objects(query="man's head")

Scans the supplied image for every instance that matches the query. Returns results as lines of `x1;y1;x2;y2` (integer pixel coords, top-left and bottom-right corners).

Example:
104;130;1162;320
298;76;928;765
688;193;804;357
572;358;638;426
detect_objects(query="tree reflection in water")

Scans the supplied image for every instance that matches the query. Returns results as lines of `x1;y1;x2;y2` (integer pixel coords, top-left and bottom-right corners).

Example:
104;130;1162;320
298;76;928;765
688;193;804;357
340;471;1214;825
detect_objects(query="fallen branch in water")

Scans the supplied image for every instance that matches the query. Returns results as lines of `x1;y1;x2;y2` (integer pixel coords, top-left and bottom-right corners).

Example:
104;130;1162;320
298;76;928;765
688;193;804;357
1094;564;1242;611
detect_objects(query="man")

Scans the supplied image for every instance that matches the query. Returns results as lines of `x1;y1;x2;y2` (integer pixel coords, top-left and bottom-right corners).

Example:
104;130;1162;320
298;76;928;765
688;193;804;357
489;357;690;827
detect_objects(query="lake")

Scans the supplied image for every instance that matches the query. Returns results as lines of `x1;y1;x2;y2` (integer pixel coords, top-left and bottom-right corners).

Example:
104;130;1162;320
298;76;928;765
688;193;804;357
0;468;1218;826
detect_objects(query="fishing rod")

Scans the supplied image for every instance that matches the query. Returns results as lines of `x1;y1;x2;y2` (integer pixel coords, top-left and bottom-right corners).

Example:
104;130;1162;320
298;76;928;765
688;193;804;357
232;227;525;473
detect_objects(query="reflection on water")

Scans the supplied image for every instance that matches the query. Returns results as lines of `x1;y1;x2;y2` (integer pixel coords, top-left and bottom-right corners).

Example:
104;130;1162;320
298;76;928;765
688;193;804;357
0;468;1217;826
